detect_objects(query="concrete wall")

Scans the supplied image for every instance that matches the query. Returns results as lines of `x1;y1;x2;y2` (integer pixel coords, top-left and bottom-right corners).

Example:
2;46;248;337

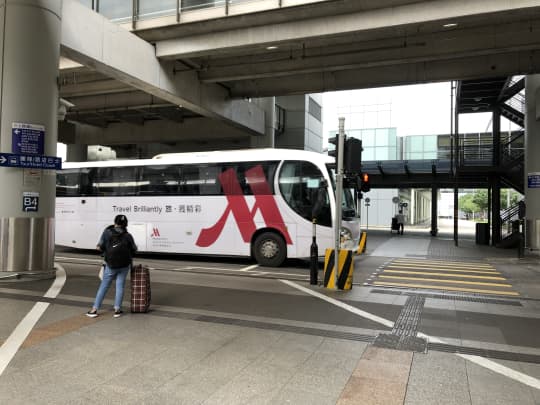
275;94;323;152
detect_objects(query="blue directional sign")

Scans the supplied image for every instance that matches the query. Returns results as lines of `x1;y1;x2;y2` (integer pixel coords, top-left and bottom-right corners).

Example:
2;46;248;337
528;172;540;188
12;123;45;155
0;152;62;170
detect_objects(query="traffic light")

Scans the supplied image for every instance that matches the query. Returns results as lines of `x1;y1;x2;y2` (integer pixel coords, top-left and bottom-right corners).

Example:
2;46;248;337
360;172;371;192
328;134;340;159
344;138;363;175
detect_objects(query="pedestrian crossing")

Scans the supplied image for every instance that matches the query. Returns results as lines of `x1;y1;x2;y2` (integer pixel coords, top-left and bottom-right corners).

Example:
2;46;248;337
365;258;520;297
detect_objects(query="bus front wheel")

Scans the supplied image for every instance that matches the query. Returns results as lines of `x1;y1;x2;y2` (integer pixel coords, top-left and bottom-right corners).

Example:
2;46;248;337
253;232;286;267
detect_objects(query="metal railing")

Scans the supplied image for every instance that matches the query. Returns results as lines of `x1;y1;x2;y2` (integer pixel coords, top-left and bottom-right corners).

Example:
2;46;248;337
82;0;327;25
504;92;525;115
500;202;521;240
501;130;524;168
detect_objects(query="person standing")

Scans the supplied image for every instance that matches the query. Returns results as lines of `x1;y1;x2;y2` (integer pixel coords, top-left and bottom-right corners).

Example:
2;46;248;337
86;214;137;318
396;210;405;235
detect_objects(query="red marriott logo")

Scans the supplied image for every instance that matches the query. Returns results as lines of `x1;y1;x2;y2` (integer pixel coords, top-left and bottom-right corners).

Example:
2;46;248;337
196;165;292;247
150;228;160;238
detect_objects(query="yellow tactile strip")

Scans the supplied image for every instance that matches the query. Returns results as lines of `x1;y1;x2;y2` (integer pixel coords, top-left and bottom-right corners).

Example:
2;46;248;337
21;314;103;349
337;346;412;405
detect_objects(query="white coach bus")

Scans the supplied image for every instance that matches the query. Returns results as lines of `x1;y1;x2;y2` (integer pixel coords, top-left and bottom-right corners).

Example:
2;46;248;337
55;148;361;267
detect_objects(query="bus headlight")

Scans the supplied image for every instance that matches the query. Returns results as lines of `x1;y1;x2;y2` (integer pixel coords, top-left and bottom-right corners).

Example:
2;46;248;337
340;227;353;248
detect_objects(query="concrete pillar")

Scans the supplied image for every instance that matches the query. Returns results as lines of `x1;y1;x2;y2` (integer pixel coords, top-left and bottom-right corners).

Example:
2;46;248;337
410;189;415;224
525;75;540;251
492;108;501;245
250;97;275;148
431;186;438;236
492;176;501;246
66;144;87;162
0;0;61;274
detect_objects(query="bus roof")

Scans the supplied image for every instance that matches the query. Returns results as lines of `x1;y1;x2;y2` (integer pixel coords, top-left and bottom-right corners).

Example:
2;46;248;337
61;148;334;169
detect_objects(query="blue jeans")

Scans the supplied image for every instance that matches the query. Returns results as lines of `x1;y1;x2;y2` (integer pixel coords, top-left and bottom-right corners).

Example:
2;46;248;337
92;265;130;310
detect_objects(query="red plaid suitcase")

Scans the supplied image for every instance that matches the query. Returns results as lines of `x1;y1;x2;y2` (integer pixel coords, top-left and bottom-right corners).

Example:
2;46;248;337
131;264;151;313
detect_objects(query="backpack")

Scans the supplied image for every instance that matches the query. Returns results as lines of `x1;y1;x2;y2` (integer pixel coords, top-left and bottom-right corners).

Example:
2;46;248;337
104;231;132;268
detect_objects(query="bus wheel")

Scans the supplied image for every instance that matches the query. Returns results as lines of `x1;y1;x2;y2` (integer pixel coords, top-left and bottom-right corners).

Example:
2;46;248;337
253;232;286;267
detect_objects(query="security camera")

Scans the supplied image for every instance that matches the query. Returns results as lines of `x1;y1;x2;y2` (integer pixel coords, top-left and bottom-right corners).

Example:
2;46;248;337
58;98;75;121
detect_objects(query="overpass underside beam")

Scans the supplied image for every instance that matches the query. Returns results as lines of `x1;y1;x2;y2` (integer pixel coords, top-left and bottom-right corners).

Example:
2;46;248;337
226;51;540;98
60;0;264;135
153;0;540;98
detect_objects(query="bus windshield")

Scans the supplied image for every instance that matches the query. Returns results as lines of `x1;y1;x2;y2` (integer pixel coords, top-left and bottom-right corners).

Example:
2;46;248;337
326;165;357;218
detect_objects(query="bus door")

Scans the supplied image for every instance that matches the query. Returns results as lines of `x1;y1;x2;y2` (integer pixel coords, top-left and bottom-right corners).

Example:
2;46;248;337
55;167;99;247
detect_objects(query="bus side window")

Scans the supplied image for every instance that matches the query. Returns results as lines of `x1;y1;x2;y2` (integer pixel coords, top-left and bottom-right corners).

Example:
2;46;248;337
200;164;220;195
179;165;200;195
97;166;140;196
140;165;181;195
79;168;97;196
234;161;278;195
56;169;80;197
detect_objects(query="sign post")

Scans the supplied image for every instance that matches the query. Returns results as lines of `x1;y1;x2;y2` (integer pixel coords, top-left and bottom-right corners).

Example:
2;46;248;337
365;197;370;230
334;117;346;289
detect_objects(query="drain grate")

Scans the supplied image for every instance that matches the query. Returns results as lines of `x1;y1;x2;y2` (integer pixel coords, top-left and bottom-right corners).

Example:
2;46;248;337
428;342;540;364
371;289;522;306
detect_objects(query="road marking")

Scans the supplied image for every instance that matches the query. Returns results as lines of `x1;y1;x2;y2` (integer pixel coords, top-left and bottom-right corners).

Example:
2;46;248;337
373;281;520;296
280;279;539;390
382;270;506;280
394;259;494;268
387;264;500;274
0;265;66;376
417;332;540;391
279;279;394;328
240;264;260;272
378;275;512;288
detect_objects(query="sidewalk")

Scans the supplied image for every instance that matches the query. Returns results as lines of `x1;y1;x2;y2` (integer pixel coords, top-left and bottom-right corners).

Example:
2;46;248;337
0;233;539;404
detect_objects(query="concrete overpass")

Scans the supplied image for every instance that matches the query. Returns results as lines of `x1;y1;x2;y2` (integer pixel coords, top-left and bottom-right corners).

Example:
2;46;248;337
59;0;540;151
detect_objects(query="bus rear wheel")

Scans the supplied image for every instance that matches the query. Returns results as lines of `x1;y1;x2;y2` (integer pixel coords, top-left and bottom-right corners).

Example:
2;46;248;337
253;232;286;267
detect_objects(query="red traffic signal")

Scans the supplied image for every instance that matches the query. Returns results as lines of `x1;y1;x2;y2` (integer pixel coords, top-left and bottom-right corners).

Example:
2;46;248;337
360;172;370;192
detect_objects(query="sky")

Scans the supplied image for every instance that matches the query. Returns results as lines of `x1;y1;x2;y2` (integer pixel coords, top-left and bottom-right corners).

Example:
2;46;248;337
321;81;518;147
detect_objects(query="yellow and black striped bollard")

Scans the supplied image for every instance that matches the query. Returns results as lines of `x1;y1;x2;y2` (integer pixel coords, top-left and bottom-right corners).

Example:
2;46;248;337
323;248;354;290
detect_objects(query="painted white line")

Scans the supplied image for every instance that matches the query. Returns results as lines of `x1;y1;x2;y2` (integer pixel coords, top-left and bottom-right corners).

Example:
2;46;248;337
279;279;394;328
241;264;260;272
280;279;540;390
44;266;67;298
457;353;540;390
417;333;540;390
55;256;99;264
0;265;66;376
0;302;49;376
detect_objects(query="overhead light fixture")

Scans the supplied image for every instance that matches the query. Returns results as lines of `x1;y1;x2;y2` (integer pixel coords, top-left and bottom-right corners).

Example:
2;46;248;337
474;97;482;102
266;45;278;50
443;23;458;28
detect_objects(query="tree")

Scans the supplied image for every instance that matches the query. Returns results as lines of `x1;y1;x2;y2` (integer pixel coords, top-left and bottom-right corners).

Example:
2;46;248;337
500;189;522;210
472;189;489;213
459;194;479;219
